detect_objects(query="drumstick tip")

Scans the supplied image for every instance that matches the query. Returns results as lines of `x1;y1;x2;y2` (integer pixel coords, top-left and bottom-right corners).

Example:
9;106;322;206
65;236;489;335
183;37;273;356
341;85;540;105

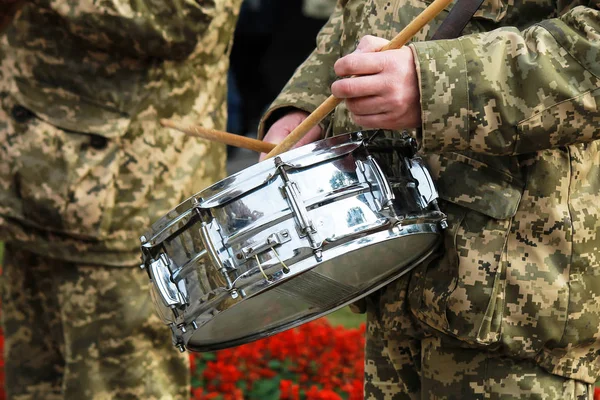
159;118;173;127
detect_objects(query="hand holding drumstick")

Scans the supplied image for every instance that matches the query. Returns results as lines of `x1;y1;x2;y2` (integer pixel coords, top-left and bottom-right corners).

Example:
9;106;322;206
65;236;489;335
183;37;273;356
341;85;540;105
263;0;452;159
163;0;452;160
162;36;421;158
261;37;420;160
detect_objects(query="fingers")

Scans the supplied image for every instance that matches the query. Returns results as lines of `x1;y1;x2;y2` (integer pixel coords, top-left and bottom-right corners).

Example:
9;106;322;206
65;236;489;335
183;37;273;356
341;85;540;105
334;35;390;77
258;124;322;161
330;44;422;131
345;96;390;116
355;35;390;53
331;74;389;99
332;36;396;99
295;124;324;148
334;51;386;77
351;107;422;131
258;110;323;161
351;113;400;130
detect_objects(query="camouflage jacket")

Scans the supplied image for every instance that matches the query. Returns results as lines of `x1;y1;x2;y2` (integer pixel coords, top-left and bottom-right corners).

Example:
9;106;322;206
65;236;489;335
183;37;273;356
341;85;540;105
260;0;600;384
0;0;242;266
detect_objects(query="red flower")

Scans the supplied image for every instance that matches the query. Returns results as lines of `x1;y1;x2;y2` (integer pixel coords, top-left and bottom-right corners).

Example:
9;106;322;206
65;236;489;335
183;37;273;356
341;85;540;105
189;354;197;374
280;379;300;400
191;388;205;400
0;298;367;400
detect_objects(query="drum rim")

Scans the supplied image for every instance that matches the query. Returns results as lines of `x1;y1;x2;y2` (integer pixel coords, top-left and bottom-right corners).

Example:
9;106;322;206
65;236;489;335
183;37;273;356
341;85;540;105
143;131;376;245
182;223;442;352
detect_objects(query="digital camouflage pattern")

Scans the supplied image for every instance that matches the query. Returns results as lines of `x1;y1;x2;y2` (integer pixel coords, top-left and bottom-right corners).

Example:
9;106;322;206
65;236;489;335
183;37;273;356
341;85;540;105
302;0;338;19
0;0;242;266
364;274;593;399
1;243;190;400
259;0;600;397
0;1;241;399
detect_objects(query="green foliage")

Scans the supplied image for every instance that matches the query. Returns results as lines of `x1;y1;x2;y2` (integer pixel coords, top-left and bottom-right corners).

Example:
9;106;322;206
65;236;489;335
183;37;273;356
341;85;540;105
247;378;280;400
326;306;365;328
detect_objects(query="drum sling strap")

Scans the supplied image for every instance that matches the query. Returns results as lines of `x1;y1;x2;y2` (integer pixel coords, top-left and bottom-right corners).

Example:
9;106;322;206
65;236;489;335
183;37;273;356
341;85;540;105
430;0;486;40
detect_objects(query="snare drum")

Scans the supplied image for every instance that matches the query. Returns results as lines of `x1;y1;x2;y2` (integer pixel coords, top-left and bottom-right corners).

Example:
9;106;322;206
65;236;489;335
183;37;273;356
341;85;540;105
140;131;445;352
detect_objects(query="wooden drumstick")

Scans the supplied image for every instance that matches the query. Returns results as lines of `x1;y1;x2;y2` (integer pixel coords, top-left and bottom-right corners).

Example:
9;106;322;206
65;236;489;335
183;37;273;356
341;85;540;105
160;119;276;154
265;0;453;159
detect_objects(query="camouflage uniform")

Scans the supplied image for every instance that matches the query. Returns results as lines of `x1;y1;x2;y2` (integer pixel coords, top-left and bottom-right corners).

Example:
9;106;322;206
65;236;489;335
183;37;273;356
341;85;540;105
302;0;338;19
0;1;241;398
259;1;600;398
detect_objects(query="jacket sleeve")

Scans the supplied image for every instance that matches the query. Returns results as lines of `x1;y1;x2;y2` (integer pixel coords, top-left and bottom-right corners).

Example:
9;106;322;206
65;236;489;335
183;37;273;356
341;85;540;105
410;4;600;156
33;0;221;60
257;0;344;139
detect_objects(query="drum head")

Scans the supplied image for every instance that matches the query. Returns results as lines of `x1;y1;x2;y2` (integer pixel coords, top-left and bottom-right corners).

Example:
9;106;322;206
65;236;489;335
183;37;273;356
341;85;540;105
185;228;439;351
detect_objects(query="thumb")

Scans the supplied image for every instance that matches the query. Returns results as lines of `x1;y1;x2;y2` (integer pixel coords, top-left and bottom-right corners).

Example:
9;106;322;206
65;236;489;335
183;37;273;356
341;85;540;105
354;35;390;54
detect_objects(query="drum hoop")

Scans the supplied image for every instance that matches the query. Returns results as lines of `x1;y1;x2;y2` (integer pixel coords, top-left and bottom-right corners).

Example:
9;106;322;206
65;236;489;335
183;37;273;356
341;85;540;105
184;228;442;352
180;222;442;351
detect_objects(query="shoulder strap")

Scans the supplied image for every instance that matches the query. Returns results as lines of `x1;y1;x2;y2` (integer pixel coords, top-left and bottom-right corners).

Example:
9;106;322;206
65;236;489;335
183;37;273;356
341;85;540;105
431;0;485;40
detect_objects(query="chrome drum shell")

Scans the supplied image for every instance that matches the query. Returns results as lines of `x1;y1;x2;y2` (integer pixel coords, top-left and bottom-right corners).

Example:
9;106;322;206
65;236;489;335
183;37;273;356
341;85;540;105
141;131;445;352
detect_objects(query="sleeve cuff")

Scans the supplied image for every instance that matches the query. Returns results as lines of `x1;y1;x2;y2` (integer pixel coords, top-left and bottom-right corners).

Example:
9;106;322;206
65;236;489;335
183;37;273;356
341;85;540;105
410;39;470;154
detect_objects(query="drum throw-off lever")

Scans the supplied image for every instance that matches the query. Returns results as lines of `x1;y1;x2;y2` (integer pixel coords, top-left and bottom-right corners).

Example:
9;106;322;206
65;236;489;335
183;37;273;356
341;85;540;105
238;231;293;278
238;230;292;261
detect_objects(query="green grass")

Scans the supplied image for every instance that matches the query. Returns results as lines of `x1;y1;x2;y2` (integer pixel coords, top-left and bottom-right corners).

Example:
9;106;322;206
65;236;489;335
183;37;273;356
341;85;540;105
324;306;366;328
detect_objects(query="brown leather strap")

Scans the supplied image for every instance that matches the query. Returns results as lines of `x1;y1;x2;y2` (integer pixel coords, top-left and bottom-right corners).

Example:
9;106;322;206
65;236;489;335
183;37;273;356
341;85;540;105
431;0;485;40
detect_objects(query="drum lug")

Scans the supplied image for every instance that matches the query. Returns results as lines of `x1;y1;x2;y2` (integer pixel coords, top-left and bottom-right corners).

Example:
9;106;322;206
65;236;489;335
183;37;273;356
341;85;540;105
140;235;150;269
404;157;439;208
148;253;186;308
357;157;395;210
229;288;240;299
169;324;187;353
429;199;448;229
173;319;199;347
274;157;323;262
215;266;240;299
199;221;240;298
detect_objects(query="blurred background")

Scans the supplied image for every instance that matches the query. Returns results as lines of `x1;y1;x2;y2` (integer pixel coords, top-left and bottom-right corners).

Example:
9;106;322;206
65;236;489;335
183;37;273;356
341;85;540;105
226;0;337;175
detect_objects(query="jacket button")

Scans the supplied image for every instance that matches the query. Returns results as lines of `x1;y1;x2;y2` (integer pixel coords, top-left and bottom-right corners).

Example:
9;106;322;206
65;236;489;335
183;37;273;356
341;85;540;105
11;105;35;123
89;135;108;150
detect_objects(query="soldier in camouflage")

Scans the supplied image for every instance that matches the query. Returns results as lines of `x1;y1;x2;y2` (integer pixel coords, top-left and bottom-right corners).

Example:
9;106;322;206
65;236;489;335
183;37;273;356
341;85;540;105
0;0;241;398
260;1;600;398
